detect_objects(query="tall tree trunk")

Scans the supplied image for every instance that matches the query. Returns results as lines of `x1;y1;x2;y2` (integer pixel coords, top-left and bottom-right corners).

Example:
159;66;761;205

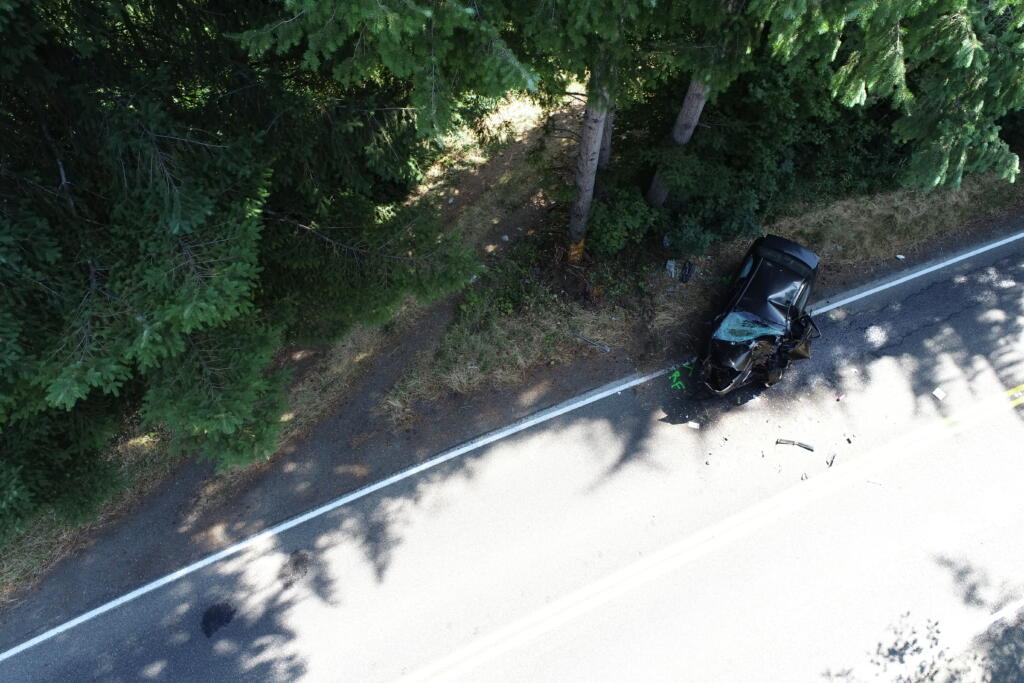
567;78;611;261
645;79;711;208
598;105;615;170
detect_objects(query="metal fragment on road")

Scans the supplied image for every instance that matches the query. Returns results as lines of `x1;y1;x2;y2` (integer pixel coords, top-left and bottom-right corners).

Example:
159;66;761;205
776;438;814;452
826;454;836;468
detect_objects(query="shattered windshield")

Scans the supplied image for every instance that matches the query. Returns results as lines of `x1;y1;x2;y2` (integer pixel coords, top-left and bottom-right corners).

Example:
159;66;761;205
713;311;785;342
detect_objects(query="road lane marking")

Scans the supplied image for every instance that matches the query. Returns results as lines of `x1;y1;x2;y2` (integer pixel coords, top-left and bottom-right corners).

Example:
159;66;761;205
0;368;668;665
809;230;1024;315
400;399;1016;682
1008;384;1024;408
3;229;1023;664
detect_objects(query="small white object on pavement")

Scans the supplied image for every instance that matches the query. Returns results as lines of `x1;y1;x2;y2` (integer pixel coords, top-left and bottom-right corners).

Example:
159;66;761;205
932;387;947;401
895;254;906;260
686;421;701;430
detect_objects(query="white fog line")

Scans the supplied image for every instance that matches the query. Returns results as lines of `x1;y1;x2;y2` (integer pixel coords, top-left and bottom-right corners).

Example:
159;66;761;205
5;229;1022;664
809;230;1024;315
0;368;669;664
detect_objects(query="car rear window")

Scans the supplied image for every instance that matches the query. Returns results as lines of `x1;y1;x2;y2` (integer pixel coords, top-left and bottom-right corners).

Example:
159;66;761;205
756;245;813;279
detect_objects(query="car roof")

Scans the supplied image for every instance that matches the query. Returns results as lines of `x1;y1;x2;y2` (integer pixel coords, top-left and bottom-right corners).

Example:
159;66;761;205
734;259;801;329
729;235;818;330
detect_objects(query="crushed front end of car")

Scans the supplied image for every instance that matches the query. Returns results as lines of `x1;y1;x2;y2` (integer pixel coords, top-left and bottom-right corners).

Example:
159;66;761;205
702;331;785;396
698;235;821;396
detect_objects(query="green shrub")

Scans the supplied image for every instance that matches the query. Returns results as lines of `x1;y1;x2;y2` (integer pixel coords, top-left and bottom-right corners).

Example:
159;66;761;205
612;54;908;253
588;188;660;256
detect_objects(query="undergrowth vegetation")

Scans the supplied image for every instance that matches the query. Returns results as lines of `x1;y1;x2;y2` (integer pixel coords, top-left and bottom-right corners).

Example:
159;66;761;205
588;56;912;256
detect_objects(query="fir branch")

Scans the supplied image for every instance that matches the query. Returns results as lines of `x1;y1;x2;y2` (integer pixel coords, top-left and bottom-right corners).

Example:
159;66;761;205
268;214;418;263
148;133;226;149
265;10;306;33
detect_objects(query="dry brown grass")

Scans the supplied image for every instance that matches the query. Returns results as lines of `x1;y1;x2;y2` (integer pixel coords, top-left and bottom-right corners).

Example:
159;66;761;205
382;298;635;425
769;173;1024;267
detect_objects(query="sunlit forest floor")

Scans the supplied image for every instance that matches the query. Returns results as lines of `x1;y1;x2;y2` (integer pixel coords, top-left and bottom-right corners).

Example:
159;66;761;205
3;95;1023;607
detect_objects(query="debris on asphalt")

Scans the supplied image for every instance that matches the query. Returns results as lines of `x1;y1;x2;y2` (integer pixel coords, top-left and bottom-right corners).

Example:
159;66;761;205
776;438;815;452
801;473;808;481
501;234;510;242
836;393;846;401
932;387;947;401
569;330;611;353
686;421;701;430
826;453;837;468
895;254;906;260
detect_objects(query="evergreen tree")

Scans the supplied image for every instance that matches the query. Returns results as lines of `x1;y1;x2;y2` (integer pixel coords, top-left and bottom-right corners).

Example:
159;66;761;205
500;0;667;257
0;0;474;534
646;0;1024;209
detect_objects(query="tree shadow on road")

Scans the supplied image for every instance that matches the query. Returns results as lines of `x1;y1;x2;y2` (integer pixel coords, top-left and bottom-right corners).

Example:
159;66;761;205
819;557;1024;683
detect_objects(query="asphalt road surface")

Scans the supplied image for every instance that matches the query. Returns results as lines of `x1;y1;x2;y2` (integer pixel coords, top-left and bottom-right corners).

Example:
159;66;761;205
2;236;1023;681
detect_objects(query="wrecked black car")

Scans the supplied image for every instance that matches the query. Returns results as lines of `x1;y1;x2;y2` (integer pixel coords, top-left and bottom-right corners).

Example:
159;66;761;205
701;235;820;396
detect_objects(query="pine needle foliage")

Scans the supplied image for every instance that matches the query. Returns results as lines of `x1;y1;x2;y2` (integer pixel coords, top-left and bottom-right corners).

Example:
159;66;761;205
0;0;475;535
